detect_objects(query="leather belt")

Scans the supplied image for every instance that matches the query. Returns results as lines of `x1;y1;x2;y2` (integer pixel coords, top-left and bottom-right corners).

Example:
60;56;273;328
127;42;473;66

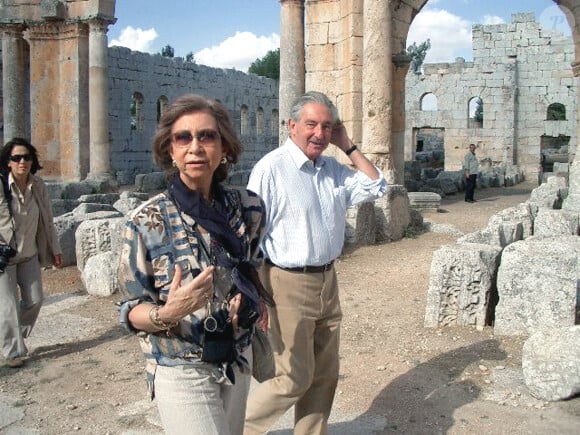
265;258;334;273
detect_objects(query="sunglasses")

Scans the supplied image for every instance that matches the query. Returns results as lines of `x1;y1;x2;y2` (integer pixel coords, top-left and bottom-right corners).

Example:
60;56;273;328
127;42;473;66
9;154;32;163
172;130;220;147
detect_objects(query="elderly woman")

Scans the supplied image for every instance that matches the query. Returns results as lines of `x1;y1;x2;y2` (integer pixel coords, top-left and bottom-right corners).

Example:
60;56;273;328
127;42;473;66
0;138;62;368
118;94;270;434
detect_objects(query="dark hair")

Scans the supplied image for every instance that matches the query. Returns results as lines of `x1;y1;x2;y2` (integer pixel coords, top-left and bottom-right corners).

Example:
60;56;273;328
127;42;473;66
289;91;340;124
152;94;242;184
0;137;43;176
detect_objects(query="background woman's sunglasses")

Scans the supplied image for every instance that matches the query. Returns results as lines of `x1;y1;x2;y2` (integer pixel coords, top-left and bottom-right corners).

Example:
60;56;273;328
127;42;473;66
9;154;32;163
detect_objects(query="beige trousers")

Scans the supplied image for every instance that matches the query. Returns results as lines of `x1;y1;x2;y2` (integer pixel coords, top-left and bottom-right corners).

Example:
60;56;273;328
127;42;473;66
245;263;342;435
0;255;43;360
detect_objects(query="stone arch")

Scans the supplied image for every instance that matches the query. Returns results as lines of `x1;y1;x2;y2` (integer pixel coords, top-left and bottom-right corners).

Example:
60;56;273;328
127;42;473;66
420;93;437;111
468;96;483;128
547;102;566;120
157;95;169;123
240;104;249;136
131;92;145;131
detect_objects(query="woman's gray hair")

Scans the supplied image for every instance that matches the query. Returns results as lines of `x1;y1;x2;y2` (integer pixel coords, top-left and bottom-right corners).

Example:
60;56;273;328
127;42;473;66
289;91;339;124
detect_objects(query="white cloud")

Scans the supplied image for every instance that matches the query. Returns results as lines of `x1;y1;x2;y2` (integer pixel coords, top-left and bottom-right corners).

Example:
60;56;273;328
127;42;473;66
109;26;159;53
407;9;473;63
482;15;505;25
194;31;280;72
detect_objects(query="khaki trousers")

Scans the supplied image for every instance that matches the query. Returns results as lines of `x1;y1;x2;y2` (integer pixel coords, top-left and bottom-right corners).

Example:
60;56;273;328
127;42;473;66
0;255;43;359
154;356;252;435
245;263;342;435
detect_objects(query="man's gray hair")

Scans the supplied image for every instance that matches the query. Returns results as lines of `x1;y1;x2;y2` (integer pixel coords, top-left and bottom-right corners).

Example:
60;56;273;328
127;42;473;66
289;91;340;124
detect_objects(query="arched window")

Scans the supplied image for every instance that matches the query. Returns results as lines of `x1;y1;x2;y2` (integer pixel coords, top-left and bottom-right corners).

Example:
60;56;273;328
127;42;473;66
131;92;144;131
157;96;169;123
547;103;566;120
240;105;249;136
256;107;264;135
468;96;483;128
271;109;279;137
420;93;437;111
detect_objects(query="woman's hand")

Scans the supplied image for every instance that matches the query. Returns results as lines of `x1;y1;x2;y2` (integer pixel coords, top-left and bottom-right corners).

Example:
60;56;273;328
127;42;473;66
157;264;215;323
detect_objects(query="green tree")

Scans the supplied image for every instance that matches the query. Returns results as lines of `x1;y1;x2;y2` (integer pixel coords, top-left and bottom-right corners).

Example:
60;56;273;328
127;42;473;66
474;98;483;123
249;48;280;79
547;103;566;120
185;51;195;63
407;39;431;75
160;44;174;58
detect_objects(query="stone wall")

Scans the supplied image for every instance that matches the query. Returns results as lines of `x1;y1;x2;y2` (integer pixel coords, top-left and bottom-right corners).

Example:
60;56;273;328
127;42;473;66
405;13;576;179
0;44;279;185
106;47;279;185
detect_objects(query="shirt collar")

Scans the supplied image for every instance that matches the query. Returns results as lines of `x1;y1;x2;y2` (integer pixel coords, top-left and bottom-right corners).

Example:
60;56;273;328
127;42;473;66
283;138;325;169
8;173;32;193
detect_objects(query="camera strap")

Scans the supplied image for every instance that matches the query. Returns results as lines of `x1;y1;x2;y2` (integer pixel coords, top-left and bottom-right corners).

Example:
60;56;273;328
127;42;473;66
0;173;17;250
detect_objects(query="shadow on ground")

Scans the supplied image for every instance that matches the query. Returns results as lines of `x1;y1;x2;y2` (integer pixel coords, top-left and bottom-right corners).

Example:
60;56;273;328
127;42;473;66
352;339;507;434
267;340;507;434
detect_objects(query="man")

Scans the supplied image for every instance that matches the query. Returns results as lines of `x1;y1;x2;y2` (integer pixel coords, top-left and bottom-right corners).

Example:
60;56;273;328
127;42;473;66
463;143;479;203
245;91;387;434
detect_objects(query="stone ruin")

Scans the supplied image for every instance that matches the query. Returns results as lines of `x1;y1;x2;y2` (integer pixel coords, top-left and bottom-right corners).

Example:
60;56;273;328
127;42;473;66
424;174;580;403
405;13;576;183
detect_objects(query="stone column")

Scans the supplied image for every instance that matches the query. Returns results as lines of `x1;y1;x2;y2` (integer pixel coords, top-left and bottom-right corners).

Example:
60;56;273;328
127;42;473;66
1;25;27;143
500;56;518;167
362;0;392;181
87;19;112;180
562;60;580;211
279;0;305;144
392;53;412;185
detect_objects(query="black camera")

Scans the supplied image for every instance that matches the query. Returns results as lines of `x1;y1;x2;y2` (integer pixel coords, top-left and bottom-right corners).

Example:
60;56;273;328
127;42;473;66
0;244;16;274
201;307;236;364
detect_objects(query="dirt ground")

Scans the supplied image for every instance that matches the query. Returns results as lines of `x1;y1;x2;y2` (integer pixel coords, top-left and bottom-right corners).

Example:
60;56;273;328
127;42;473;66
1;179;579;434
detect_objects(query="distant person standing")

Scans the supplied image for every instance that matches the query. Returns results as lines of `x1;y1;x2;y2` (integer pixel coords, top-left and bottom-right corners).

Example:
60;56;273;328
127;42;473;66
463;143;479;203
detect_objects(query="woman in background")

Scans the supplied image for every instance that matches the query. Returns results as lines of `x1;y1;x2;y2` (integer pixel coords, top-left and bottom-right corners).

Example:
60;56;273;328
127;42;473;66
0;137;62;368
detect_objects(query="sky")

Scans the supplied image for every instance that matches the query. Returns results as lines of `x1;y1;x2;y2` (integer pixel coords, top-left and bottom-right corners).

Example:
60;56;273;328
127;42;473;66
109;0;573;72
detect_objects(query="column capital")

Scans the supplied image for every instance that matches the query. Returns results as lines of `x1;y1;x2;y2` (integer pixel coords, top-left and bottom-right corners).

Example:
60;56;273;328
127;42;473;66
0;23;26;38
88;17;115;34
24;22;88;41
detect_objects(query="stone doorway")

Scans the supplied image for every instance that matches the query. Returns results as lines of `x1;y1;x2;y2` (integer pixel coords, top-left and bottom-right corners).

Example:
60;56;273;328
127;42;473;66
414;127;445;169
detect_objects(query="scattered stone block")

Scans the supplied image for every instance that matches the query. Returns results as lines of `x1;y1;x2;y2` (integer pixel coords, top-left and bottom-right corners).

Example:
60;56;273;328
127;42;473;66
533;209;579;237
457;222;523;248
488;203;534;238
494;237;579;335
408;191;441;213
375;185;411;243
425;243;502;329
81;252;119;296
522;325;580;401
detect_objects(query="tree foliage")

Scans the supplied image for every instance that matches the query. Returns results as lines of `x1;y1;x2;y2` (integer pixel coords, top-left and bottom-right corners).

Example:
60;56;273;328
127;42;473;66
474;98;483;123
407;39;431;75
160;44;174;58
547;103;566;120
185;51;195;63
249;48;280;80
